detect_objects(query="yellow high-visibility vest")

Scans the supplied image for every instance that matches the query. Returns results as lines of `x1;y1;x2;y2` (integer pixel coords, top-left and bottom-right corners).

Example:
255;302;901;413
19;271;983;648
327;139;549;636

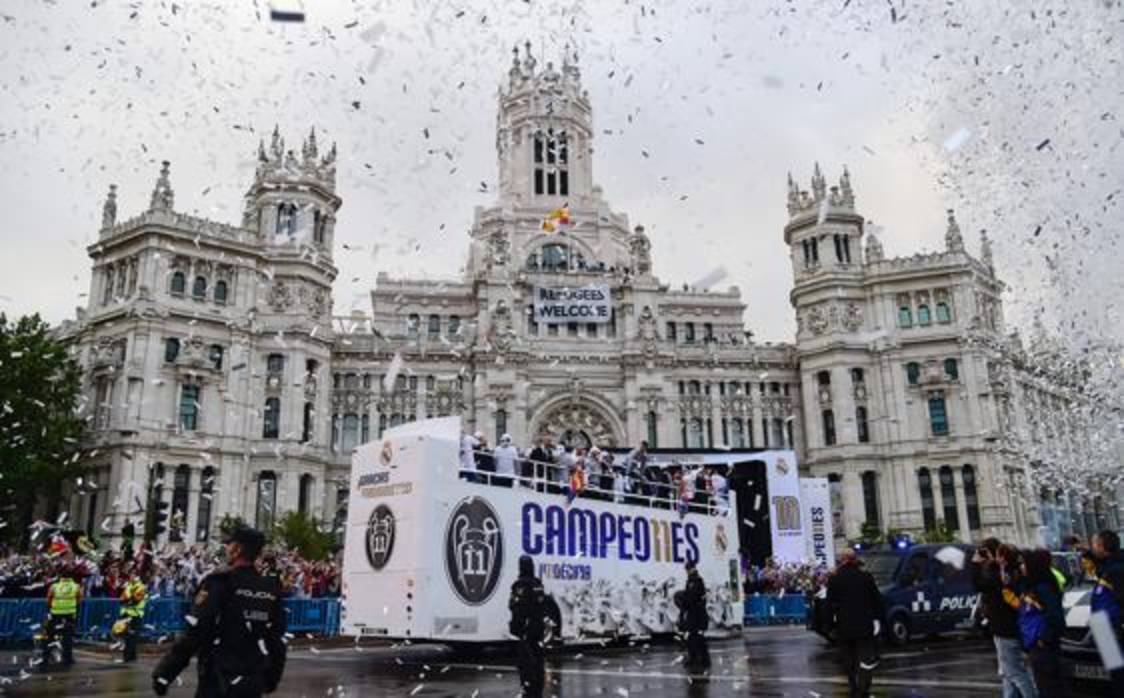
121;580;147;618
49;579;79;616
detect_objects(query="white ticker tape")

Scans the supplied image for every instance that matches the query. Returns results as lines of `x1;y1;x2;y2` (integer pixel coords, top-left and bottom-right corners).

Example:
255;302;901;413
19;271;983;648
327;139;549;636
1089;610;1124;671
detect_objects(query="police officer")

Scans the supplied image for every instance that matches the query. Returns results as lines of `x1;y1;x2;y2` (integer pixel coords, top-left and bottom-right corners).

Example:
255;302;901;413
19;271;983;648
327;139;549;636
508;555;547;698
119;566;148;662
152;526;286;697
1085;529;1124;693
42;566;81;670
825;549;885;698
678;560;710;674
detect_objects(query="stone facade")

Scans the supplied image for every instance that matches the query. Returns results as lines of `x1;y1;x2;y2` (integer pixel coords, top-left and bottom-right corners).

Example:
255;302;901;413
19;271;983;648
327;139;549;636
58;47;1117;550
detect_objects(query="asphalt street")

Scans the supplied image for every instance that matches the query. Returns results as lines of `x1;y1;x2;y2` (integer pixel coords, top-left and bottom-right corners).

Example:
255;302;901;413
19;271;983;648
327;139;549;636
0;626;1043;697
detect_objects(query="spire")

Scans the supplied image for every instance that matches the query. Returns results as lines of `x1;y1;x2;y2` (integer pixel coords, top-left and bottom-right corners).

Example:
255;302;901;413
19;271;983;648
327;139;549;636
786;172;800;216
865;225;884;263
509;43;523;86
980;229;994;270
149;161;174;212
101;184;117;230
811;162;826;201
522;40;537;75
945;208;964;252
839;166;854;207
257;138;268;162
269;124;283;160
304;126;319;162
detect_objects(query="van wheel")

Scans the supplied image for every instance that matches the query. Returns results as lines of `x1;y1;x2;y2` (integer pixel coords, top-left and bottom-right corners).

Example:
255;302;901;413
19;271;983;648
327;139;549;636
544;598;563;648
887;614;910;645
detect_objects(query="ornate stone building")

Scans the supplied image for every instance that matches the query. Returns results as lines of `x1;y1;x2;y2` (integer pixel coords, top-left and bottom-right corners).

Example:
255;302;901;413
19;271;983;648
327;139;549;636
59;46;1117;550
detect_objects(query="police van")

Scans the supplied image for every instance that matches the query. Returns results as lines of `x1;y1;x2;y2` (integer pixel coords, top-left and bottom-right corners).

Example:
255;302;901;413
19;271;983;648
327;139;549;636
809;543;980;644
339;417;749;644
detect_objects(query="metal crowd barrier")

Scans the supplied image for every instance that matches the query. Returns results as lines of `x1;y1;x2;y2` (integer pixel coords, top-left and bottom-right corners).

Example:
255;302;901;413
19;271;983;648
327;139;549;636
0;597;341;641
743;594;809;626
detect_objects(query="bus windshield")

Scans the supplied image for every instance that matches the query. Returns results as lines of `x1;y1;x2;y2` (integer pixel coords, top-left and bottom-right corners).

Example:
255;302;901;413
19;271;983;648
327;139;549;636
860;552;901;586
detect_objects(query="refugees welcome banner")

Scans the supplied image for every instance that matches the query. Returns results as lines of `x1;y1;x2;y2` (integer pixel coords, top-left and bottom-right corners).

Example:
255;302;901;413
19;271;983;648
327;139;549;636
534;284;611;324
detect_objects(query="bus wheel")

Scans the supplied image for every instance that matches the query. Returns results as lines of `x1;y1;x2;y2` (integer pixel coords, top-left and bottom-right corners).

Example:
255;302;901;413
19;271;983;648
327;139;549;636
544;598;563;648
887;613;910;645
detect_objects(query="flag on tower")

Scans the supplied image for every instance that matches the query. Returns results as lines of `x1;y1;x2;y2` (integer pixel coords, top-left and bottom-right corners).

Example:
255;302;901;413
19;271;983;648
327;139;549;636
541;204;571;232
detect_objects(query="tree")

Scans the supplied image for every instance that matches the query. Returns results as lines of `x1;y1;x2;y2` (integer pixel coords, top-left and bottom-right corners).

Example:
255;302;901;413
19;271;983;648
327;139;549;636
0;314;85;550
272;511;336;561
920;522;958;544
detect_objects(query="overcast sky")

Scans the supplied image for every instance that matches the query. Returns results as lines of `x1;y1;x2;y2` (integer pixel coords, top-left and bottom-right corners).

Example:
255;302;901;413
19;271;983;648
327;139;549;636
1;0;1120;345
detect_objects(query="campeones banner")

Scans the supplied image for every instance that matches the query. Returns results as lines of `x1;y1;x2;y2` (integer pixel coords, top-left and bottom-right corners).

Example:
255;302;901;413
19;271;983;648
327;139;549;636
533;284;611;323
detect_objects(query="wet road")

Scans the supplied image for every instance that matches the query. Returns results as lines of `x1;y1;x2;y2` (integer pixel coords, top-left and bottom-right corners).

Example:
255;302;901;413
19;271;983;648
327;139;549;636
0;626;1012;697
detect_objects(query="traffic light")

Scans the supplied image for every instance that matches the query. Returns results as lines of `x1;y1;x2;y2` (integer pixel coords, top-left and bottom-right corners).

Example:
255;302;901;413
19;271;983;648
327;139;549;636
153;501;170;536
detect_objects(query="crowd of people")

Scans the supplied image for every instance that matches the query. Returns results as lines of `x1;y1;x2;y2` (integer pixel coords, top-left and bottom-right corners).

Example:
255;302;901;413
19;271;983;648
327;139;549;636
743;559;830;595
0;537;340;600
460;433;731;515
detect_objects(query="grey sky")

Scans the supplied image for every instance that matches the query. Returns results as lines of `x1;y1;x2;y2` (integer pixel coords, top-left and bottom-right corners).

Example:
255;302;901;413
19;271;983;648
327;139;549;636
1;1;1120;345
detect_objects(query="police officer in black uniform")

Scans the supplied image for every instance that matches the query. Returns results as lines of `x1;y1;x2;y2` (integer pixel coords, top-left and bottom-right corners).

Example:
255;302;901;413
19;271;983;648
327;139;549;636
509;554;547;698
152;526;286;697
677;560;710;674
825;549;885;698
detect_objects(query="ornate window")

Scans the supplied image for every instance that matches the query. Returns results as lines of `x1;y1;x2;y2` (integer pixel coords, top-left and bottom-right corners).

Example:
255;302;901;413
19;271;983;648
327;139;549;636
341;413;359;452
171;465;191;539
898;306;913;327
850;367;865;384
302;402;313;443
856;406;870;443
299;474;314;517
103;267;115;303
918;304;932;325
255;471;277;531
267;353;284;375
263;397;281;439
928;394;949;436
313;210;327;244
684;322;696;343
361;414;370;443
647;411;659;447
170;271;186;296
447;315;460;338
862;470;879;526
939;466;959;531
918;468;936;531
533;129;568;196
666;321;677;342
179;384;199;431
687;418;705;448
427;314;441;339
963;465;980;530
406;314;420;339
944;358;959;381
906;362;920;385
164;337;180;363
276;203;297;237
495;409;508;444
540;243;569;271
817;370;831;387
822;410;836;446
209;344;223;370
214;280;228;304
687;380;701;395
936;301;952;323
192;276;207;300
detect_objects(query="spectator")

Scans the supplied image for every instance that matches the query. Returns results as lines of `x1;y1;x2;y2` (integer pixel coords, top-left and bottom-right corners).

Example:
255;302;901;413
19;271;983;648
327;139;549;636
528;434;557;493
493;434;519;488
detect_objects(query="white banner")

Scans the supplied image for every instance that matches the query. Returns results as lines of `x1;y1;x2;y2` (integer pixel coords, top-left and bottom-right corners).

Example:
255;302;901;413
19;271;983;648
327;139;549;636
533;284;611;324
800;478;835;568
759;451;805;564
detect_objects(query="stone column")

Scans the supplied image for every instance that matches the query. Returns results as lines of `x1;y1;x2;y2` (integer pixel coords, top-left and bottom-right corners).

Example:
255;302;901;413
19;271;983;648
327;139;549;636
841;470;865;539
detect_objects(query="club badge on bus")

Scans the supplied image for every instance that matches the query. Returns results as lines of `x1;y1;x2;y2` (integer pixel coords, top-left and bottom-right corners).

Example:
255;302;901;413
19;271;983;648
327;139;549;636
445;497;504;605
365;504;396;571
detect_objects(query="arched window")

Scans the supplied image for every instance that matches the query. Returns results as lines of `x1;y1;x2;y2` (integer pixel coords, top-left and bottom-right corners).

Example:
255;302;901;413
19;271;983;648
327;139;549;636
822;410;836;446
729;418;744;448
427;314;441;339
214;280;228;304
165;337;181;363
263;397;281;439
170;271;186;296
850;367;865;385
687;418;705;449
962;465;980;530
817;370;831;387
918;468;936;531
939;466;959;531
313;210;326;244
936;302;952;323
179;384;199;430
898;306;913;328
944;358;959;381
209;344;224;370
647;411;659;447
276;203;297;237
906;362;921;385
266;353;284;375
540;243;569;271
533;129;569;196
196;466;214;542
861;471;879;526
192;276;207;300
447;315;460;338
495;409;507;444
302;402;314;443
687;380;701;395
299;474;314;517
341;414;359;452
406;314;420;339
856;406;870;443
918;304;932;325
928;393;949;436
255;471;277;531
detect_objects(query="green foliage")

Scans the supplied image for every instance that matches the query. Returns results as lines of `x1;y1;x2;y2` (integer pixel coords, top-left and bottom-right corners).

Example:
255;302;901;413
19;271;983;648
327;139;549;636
0;314;85;549
858;521;884;546
217;514;249;540
272;511;336;561
920;521;958;543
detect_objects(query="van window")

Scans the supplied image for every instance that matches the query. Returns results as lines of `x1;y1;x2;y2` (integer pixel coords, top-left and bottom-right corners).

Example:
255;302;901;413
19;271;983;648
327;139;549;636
899;552;929;587
932;552;971;587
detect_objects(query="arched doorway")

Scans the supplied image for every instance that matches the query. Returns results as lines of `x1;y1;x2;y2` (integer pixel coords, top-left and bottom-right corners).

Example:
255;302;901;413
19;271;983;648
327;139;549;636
530;399;622;449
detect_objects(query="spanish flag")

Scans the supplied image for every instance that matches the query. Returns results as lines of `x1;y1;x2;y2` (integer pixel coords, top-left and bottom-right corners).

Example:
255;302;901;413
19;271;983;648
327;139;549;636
541;204;571;232
566;466;586;504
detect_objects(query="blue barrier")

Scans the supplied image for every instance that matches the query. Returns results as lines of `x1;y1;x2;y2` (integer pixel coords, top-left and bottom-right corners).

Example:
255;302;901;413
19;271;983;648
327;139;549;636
743;594;808;626
0;597;341;641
